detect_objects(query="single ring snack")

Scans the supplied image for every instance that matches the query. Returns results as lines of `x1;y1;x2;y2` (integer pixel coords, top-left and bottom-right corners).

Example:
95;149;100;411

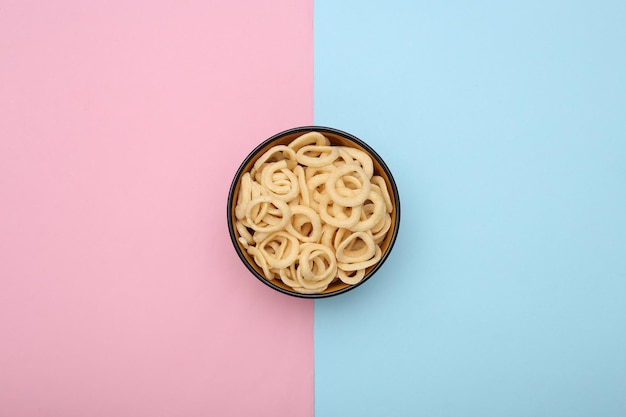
232;130;396;295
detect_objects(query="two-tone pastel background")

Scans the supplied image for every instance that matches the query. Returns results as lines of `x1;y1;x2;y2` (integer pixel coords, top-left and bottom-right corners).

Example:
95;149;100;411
1;1;625;416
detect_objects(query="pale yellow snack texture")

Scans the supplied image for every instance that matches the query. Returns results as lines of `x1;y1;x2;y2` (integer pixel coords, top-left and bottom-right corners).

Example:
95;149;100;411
235;132;393;294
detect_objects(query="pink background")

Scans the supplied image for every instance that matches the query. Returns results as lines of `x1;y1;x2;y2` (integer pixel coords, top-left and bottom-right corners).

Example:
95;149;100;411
0;1;313;416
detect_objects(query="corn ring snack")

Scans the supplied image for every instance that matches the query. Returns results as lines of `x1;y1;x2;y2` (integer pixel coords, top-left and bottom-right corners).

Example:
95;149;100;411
296;243;337;291
332;227;353;250
260;160;300;202
342;147;374;179
236;220;254;246
250;180;264;199
371;175;393;214
296;145;339;168
235;173;253;220
245;196;291;233
335;231;377;263
318;194;361;229
251;230;269;244
337;245;382;272
305;165;336;182
371;212;392;244
305;172;329;211
251;145;297;177
246;246;273;281
286;205;322;243
258;231;300;269
334;147;355;167
337;267;366;285
320;224;338;249
293;165;310;207
350;190;386;232
325;163;371;207
278;264;300;289
287;131;330;151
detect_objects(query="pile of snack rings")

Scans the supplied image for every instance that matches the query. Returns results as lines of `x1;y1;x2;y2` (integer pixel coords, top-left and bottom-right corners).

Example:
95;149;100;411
234;131;394;294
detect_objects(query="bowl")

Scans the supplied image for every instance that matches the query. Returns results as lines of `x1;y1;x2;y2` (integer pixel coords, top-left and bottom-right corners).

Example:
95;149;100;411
227;126;400;298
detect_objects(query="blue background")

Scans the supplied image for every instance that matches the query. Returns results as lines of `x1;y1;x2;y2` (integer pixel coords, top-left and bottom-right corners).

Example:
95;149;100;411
314;1;626;416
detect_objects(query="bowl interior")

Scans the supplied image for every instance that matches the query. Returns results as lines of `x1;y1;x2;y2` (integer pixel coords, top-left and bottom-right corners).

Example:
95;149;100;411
228;127;399;298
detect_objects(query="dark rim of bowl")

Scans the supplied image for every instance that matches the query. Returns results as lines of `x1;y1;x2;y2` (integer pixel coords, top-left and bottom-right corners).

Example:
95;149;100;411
227;125;401;299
